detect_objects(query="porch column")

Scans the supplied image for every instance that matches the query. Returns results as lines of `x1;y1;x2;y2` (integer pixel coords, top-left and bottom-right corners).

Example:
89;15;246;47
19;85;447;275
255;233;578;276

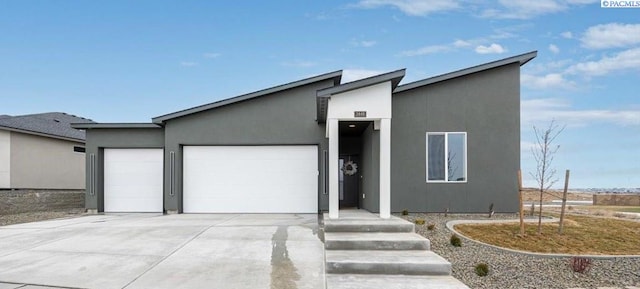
328;118;339;219
379;118;391;219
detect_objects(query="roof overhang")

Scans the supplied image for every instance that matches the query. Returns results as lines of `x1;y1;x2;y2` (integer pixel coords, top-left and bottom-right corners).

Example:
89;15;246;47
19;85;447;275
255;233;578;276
151;70;343;124
70;123;163;129
0;126;86;143
316;69;406;123
394;51;537;93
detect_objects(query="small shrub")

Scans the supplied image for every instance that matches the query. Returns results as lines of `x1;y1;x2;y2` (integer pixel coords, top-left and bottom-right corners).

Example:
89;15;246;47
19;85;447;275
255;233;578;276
530;203;535;216
474;263;489;276
488;203;494;218
427;224;436;230
614;213;627;219
401;209;409;216
450;234;462;247
414;218;425;225
569;257;592;274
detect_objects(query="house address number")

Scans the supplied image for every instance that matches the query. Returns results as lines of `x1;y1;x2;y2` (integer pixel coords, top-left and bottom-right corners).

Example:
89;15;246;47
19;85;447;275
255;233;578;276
354;111;367;117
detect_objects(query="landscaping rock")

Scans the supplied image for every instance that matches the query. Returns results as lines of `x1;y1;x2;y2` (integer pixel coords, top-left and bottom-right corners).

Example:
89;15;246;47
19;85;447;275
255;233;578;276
401;213;640;289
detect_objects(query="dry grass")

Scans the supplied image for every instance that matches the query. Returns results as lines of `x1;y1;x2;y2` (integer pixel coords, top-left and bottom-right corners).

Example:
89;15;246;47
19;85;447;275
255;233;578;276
454;214;640;255
543;205;640;219
521;188;592;202
581;206;640;213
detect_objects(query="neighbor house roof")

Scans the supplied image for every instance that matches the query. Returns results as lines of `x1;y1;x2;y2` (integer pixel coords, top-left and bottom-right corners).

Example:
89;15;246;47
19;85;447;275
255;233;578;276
0;112;95;142
394;51;537;93
316;69;406;123
151;70;343;124
71;123;162;129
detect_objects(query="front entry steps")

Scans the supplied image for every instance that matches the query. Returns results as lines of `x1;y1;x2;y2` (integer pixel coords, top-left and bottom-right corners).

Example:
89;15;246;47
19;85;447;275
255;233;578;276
325;250;451;275
323;210;469;289
324;232;430;250
326;274;470;289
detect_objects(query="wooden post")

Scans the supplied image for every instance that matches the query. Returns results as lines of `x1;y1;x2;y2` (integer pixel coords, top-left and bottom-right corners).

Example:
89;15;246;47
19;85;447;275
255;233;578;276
518;170;525;235
558;170;570;234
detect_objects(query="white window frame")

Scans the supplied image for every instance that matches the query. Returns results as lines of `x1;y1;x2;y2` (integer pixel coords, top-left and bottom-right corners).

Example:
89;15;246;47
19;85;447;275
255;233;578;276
426;132;468;183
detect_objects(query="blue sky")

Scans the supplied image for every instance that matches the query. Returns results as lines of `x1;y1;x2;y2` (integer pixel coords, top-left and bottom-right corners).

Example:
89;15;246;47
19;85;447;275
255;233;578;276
2;1;639;189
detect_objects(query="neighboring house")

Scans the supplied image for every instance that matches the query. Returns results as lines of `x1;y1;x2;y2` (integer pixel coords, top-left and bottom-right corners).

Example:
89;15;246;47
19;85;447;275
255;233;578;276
0;112;94;190
73;51;536;217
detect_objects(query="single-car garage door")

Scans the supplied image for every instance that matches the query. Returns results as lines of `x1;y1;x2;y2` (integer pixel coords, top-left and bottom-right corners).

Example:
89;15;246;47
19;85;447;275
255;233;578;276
104;149;163;212
183;146;318;213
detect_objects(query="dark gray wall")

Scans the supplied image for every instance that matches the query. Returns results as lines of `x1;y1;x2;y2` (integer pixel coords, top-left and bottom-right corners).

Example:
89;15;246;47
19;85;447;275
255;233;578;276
163;79;335;212
84;128;164;211
339;136;361;156
391;63;521;213
360;123;380;212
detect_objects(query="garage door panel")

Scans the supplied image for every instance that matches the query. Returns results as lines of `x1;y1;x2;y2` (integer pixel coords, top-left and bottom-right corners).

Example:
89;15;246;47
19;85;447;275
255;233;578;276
183;146;318;213
183;197;315;214
104;149;163;213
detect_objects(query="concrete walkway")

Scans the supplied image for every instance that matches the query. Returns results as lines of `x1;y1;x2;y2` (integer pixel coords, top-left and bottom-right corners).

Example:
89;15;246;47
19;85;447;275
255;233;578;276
0;213;324;289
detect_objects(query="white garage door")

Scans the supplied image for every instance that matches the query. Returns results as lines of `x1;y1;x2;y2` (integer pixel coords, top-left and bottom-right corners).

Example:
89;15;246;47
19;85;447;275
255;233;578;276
104;149;163;212
183;146;318;213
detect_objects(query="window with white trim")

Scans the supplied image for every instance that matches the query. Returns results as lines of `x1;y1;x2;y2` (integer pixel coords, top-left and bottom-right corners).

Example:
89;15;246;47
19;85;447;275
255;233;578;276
426;132;467;182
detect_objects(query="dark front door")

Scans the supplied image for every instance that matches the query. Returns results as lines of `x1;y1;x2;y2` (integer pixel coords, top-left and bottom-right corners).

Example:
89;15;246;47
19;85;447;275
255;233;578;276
339;155;360;208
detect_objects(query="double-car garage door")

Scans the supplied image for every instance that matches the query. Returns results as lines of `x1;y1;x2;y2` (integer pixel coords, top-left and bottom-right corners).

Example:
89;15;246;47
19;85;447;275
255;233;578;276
183;146;318;213
103;146;318;213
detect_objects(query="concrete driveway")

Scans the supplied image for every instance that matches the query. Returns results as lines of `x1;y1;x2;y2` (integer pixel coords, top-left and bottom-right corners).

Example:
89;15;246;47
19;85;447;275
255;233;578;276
0;213;325;289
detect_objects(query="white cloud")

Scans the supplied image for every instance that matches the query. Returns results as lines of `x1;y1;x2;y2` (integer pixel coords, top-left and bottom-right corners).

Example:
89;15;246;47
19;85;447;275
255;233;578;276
354;0;460;16
561;31;573;39
521;73;574;89
522;98;640;126
342;69;385;83
453;39;471;47
400;44;450;56
581;23;640;49
475;43;506;54
203;53;221;58
549;44;560;54
281;60;317;68
521;141;537;152
351;40;378;47
566;47;640;76
361;40;377;47
400;39;478;56
525;59;573;74
180;61;197;67
481;0;597;19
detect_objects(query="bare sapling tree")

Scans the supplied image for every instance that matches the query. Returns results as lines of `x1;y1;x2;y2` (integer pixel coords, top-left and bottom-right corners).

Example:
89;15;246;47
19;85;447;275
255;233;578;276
530;120;565;234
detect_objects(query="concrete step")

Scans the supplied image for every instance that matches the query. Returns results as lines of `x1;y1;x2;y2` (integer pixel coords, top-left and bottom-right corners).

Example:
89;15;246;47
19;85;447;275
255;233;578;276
324;232;430;250
326;274;470;289
325;250;451;275
324;218;415;233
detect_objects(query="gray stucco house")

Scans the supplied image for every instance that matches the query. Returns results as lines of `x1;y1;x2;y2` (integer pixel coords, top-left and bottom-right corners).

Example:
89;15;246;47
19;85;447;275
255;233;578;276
0;112;94;190
73;51;536;218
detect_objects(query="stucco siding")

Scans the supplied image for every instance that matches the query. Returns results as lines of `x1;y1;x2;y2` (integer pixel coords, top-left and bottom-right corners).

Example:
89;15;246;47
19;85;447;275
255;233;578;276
84;128;164;211
10;132;85;189
163;79;335;212
391;63;521;213
0;130;10;188
360;123;380;212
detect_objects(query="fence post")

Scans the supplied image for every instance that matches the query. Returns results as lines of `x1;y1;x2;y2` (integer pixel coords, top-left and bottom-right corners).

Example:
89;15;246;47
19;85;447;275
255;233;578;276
558;170;570;234
518;170;525;235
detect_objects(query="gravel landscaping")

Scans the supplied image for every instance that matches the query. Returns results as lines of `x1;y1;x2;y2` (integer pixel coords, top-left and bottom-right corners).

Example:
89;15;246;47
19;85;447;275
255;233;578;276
0;209;86;226
400;213;640;289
